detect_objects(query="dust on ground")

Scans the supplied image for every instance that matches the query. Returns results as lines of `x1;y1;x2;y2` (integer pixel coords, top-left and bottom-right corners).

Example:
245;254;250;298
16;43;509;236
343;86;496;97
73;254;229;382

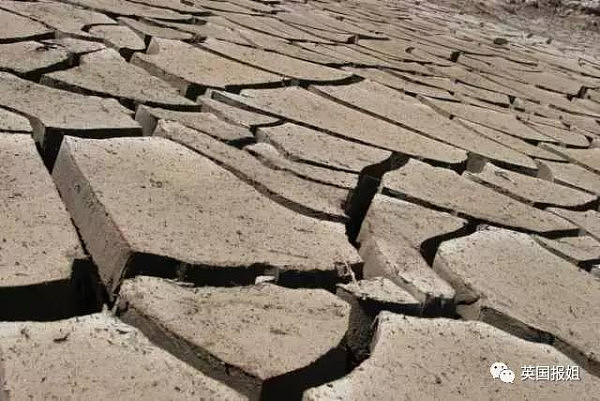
432;0;600;56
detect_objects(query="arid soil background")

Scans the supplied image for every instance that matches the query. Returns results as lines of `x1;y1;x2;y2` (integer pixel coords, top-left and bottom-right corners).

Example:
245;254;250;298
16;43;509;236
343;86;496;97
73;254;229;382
0;0;600;399
442;0;600;54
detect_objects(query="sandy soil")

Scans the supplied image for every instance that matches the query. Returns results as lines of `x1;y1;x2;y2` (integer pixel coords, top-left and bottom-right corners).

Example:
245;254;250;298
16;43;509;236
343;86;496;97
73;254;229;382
433;0;600;56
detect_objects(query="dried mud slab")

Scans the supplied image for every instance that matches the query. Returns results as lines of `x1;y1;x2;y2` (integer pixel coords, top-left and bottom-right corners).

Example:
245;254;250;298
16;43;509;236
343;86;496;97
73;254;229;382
524;121;590;148
587;89;600;101
336;278;420;363
39;37;106;55
303;313;600;401
118;17;195;41
464;163;597;209
42;49;197;110
149;19;254;45
575;99;600;116
0;0;115;37
383;159;577;235
358;39;443;63
200;38;352;84
226;0;278;14
131;38;285;95
547;208;600;241
188;0;262;15
343;67;456;100
241;33;342;65
214;88;467;166
312;80;537;172
0;109;31;133
0;9;52;43
535;235;600;268
198;97;280;130
136;105;254;144
52;135;360;293
155;120;349;221
256;123;391;173
224;14;335;43
357;195;466;307
277;7;383;39
300;43;395;68
456;84;512;106
0;135;90;320
337;278;419;310
537;159;600;196
433;227;600;376
457;118;565;162
429;65;521;97
0;72;140;164
483;73;597;119
62;0;192;21
541;144;600;175
520;70;585;97
392;70;510;106
87;25;146;57
0;313;246;400
246;142;358;189
421;97;554;142
118;276;350;401
130;0;208;14
0;41;71;78
561;114;600;139
286;24;356;43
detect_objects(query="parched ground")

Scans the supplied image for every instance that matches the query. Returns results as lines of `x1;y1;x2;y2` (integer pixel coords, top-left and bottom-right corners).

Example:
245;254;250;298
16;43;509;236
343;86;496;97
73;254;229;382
1;0;600;399
438;0;600;55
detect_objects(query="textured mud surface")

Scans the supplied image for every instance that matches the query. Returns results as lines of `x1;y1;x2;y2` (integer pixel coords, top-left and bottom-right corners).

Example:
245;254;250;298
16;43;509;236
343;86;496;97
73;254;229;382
0;0;599;399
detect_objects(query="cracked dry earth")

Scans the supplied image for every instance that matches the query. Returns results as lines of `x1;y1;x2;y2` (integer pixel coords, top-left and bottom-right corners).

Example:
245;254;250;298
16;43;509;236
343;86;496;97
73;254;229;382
1;0;600;400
